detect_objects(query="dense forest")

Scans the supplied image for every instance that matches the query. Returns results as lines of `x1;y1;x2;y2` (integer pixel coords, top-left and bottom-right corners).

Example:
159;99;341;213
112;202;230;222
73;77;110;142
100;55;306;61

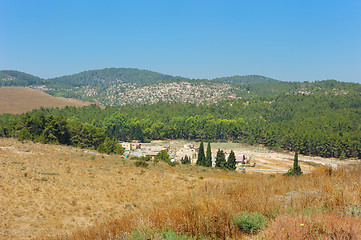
1;92;360;159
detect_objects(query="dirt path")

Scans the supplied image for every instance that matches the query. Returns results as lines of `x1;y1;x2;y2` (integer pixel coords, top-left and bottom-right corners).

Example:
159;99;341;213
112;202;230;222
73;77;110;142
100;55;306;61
247;150;357;173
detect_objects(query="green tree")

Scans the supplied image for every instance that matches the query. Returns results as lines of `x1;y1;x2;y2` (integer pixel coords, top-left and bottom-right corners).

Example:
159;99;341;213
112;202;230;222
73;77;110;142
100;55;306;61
227;150;236;170
181;155;190;164
196;141;205;166
284;150;302;176
156;150;170;162
205;142;212;167
17;127;32;141
97;143;107;153
41;115;70;145
114;145;125;155
103;137;118;154
215;149;226;169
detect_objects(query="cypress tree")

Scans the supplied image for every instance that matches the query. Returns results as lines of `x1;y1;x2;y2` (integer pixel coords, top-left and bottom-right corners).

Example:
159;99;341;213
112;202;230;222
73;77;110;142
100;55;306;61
181;155;190;164
292;150;302;175
196;141;205;166
205;142;212;167
227;150;236;170
284;150;302;176
215;149;226;169
185;155;190;164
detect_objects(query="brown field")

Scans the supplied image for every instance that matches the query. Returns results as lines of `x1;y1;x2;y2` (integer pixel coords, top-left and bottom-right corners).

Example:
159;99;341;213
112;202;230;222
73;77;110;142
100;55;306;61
1;138;361;240
0;87;92;114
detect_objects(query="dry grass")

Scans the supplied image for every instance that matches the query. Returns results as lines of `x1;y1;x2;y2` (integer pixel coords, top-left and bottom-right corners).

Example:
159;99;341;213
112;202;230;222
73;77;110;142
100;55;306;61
46;163;361;239
0;138;204;239
1;137;360;240
0;87;91;114
263;214;361;239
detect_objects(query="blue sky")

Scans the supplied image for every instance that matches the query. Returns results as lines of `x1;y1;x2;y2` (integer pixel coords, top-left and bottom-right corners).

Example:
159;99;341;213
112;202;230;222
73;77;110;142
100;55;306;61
0;0;360;83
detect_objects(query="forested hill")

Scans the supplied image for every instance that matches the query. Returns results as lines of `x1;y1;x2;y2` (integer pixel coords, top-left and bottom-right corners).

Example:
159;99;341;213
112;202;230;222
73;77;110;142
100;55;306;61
213;75;280;85
0;68;280;87
49;68;177;87
0;70;46;86
1;93;360;159
1;68;361;106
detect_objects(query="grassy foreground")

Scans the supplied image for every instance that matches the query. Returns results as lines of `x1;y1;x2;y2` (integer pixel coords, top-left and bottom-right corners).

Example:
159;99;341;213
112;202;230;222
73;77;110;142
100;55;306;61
45;164;361;239
1;138;360;239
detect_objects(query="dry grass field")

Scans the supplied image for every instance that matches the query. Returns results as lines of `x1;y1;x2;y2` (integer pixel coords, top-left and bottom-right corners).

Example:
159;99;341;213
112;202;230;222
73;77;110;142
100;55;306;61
0;87;91;114
1;137;361;239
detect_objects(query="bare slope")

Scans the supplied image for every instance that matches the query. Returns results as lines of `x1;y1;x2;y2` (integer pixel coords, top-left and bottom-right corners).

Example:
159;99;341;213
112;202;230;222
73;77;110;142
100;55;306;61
0;87;91;114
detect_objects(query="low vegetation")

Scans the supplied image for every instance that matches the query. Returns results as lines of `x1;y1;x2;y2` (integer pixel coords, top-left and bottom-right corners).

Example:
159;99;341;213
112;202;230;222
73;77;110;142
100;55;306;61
43;161;361;240
233;211;268;234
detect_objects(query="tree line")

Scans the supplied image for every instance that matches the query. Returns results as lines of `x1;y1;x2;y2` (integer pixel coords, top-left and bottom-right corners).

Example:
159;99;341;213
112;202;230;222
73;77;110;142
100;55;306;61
0;93;360;159
0;111;124;155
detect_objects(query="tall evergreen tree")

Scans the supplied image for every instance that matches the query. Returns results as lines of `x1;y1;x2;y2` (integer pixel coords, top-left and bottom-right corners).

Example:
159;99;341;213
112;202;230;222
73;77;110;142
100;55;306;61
227;150;236;170
284;150;302;176
181;155;190;164
205;142;212;167
196;141;205;166
292;150;302;174
215;149;226;169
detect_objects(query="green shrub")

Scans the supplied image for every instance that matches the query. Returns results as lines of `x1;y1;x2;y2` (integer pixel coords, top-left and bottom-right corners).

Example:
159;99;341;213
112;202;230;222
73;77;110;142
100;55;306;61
233;211;268;234
156;150;170;162
115;145;125;155
97;144;107;153
181;155;190;164
130;228;194;240
168;161;178;167
134;160;149;168
17;127;32;141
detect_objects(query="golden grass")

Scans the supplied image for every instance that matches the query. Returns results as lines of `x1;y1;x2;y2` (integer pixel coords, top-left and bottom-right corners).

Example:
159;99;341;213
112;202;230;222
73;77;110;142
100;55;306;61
0;87;91;114
45;164;361;239
1;137;360;240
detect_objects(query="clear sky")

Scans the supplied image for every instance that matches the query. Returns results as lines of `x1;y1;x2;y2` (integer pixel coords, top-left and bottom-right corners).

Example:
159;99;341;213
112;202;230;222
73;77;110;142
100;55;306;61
0;0;360;83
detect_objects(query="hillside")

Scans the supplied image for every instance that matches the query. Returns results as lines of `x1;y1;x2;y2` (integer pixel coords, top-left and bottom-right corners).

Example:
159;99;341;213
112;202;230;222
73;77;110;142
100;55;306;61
1;137;360;240
213;75;280;85
49;68;177;86
1;68;360;106
0;87;92;114
0;70;46;86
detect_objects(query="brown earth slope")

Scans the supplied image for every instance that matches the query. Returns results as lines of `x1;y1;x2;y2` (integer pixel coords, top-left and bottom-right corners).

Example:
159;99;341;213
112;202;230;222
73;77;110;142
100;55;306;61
0;87;92;114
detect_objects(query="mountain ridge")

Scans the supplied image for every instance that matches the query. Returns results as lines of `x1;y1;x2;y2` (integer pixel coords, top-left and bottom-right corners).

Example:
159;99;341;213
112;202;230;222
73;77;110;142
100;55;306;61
1;68;360;106
0;68;282;85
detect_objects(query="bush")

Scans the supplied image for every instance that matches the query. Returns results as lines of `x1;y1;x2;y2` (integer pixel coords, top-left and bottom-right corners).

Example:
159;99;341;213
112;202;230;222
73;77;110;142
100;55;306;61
130;228;194;240
114;145;125;155
17;127;32;141
156;150;170;162
134;160;149;168
138;155;151;161
168;161;178;167
181;155;190;164
97;143;107;153
233;211;268;234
